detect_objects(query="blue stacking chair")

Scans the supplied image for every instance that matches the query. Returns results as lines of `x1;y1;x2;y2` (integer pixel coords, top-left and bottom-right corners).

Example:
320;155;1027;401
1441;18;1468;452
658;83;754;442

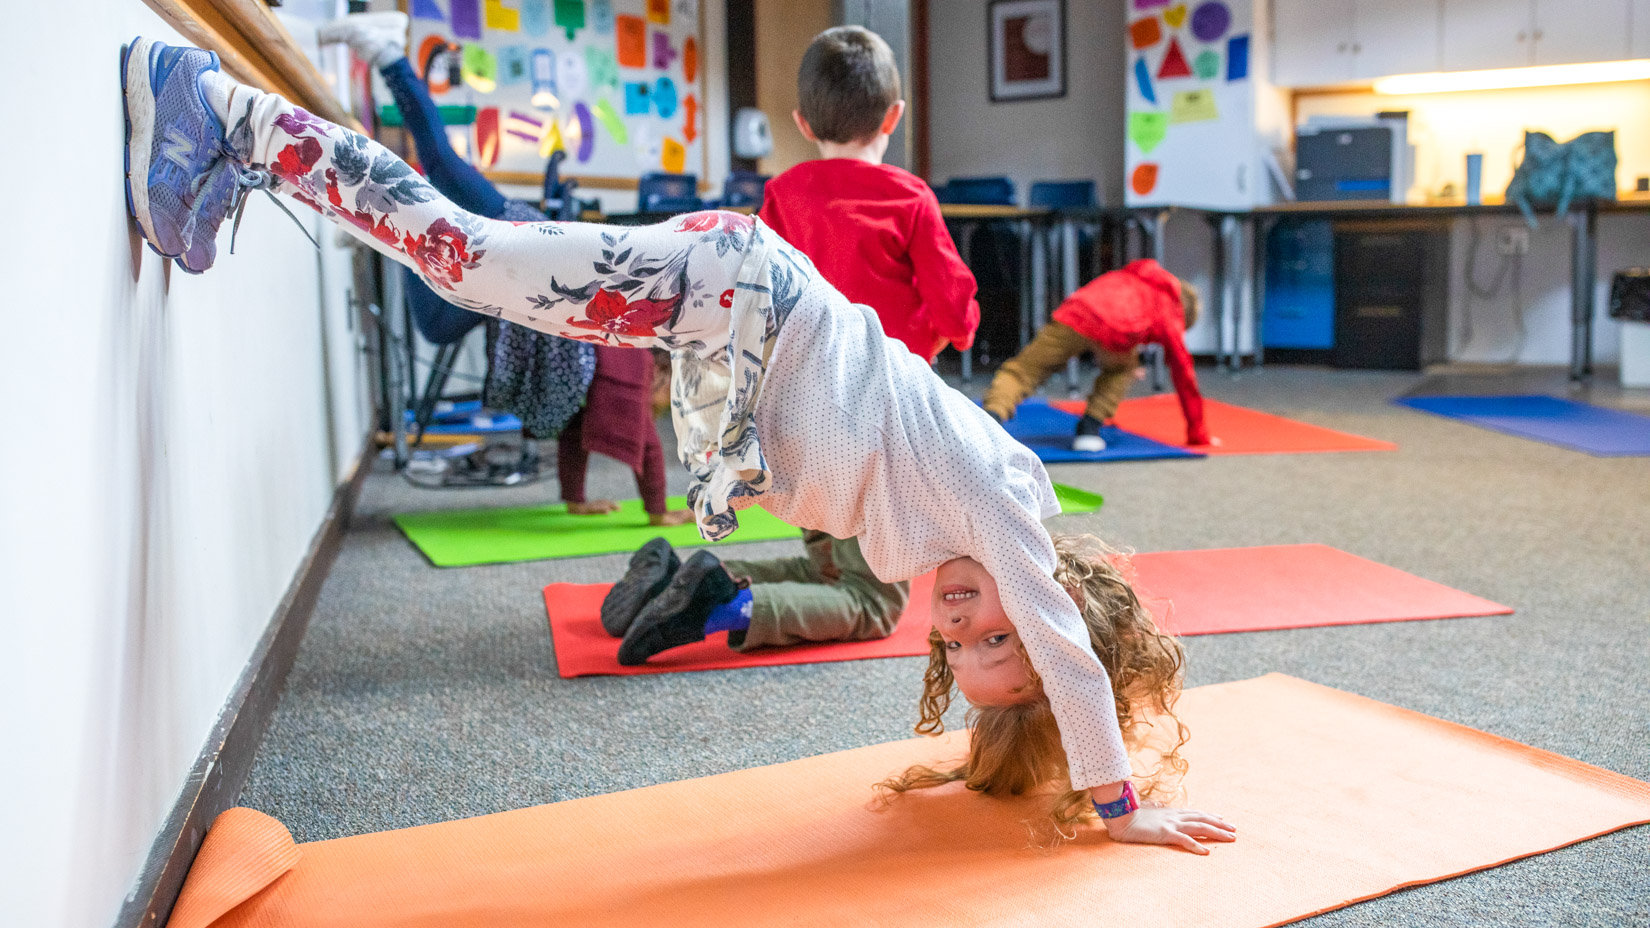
638;172;704;213
1028;179;1096;209
719;171;769;209
935;175;1017;205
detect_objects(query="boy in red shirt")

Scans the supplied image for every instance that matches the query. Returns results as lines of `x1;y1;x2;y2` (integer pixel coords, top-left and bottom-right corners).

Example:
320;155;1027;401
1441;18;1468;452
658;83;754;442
757;26;979;362
984;259;1212;450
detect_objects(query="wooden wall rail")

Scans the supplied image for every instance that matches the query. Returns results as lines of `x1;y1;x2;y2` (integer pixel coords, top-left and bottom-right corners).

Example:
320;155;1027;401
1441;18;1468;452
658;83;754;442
140;0;362;131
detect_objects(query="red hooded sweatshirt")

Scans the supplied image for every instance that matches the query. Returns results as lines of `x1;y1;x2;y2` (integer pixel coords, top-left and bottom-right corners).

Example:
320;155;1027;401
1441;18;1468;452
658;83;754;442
1052;259;1209;445
758;159;979;361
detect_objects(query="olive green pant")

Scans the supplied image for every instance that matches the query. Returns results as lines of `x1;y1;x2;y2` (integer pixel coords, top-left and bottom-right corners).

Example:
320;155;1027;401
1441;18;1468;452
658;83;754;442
983;320;1140;423
720;531;909;651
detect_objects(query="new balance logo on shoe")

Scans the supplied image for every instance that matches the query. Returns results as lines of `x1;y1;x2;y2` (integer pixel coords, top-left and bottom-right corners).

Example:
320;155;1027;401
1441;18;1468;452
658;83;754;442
163;127;198;170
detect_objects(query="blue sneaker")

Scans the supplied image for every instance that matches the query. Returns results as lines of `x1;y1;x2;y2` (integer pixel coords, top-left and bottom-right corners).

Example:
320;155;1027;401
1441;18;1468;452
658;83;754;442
121;37;239;274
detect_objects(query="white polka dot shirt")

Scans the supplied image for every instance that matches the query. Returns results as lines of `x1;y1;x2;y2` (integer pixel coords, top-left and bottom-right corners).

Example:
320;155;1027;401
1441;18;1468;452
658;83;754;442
752;277;1133;790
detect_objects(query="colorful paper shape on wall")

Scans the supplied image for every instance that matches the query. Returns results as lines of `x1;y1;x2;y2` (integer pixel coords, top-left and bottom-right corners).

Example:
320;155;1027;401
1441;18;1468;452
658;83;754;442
461;43;498;92
652;31;678;69
675;0;700;19
412;0;446;22
498;45;530;84
683;37;699;82
1132;162;1159;195
530;48;558;108
682;94;698;141
652;76;678;118
633;122;661;163
538;117;565;157
647;0;670;24
1133;0;1170;8
485;0;521;31
586;46;619;88
417;34;456;88
1163;4;1187;28
1129;16;1161;50
521;0;551;36
593;98;628;143
593;0;615;33
1194;48;1220;79
1157;37;1192;78
624;81;651;114
1226;34;1250;80
476;106;501;167
506;109;543;141
1134;57;1156;103
1128;111;1169;153
1170;88;1218;122
555;54;586;99
553;0;586;39
616;15;647;67
571;101;594;161
661;137;686;173
1191;1;1232;42
451;0;483;39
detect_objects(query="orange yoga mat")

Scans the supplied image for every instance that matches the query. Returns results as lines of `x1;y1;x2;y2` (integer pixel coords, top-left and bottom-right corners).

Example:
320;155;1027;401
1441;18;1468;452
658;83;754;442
544;573;936;677
169;674;1650;928
544;545;1507;676
1129;543;1513;636
1052;394;1397;455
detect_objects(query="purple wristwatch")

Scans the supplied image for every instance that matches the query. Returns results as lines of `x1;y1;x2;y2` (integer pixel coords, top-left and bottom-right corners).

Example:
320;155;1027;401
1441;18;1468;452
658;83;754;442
1092;781;1139;820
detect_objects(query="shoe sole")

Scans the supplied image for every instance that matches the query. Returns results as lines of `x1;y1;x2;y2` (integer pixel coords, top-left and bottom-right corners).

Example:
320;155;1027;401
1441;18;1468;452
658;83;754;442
600;538;678;638
121;39;168;260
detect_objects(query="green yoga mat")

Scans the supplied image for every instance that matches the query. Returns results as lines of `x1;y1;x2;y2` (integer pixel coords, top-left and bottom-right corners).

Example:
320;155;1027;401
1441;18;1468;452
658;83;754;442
395;485;1104;567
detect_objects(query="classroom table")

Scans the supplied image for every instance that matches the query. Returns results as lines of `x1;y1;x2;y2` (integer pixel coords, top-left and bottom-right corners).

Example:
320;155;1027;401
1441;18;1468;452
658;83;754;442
937;205;1049;381
1140;197;1650;381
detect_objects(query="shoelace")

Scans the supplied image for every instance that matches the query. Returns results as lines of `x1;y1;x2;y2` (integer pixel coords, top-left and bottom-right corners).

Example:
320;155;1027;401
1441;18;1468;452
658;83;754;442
226;167;320;255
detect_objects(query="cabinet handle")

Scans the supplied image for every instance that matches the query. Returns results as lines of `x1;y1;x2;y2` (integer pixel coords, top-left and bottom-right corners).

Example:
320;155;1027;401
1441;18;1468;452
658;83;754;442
1533;29;1543;40
1337;41;1348;52
1352;42;1362;53
1517;30;1526;41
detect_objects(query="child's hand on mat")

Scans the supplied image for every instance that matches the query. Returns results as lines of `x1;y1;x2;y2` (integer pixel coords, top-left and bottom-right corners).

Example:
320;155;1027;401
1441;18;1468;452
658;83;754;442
1103;805;1236;855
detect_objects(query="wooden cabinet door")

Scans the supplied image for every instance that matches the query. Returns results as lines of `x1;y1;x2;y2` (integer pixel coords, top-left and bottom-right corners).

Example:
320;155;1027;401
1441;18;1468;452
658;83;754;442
1441;0;1533;70
1273;0;1357;85
1352;0;1443;79
1532;0;1630;64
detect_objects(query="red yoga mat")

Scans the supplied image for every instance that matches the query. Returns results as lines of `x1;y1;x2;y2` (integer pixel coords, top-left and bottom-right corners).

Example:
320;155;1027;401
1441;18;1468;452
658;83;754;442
1052;394;1397;455
544;546;1508;676
1129;543;1513;636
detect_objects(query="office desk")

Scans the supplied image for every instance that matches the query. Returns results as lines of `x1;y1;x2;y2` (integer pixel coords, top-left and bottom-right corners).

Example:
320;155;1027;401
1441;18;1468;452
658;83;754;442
938;205;1050;380
1147;198;1650;381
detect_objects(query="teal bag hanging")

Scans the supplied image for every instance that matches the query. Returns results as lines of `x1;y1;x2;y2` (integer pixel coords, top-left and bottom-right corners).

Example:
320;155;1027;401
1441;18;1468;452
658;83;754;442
1504;130;1617;228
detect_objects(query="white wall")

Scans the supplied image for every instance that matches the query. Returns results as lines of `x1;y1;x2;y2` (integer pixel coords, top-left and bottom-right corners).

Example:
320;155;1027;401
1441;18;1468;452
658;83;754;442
927;0;1126;203
0;4;371;928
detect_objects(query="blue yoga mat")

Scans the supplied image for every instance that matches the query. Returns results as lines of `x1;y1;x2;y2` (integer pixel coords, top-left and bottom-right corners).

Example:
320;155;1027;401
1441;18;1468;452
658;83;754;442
406;400;523;435
998;399;1204;463
1395;394;1650;456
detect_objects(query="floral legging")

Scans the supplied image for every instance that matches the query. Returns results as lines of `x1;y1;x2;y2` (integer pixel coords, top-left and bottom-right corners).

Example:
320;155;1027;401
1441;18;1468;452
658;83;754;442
224;88;800;538
228;89;749;353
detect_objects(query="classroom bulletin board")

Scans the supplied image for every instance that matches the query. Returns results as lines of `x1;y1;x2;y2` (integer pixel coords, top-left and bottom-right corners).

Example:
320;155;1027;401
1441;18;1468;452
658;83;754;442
405;0;706;188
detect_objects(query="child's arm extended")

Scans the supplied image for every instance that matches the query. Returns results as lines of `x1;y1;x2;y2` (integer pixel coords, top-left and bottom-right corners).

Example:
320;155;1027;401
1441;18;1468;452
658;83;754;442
907;192;981;352
972;479;1234;852
1160;330;1212;446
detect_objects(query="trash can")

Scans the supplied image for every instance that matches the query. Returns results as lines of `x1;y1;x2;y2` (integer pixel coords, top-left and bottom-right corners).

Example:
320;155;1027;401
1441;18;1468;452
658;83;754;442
1608;269;1650;387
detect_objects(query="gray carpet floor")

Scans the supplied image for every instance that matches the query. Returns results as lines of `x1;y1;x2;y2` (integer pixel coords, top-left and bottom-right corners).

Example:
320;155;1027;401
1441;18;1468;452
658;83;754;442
241;364;1650;926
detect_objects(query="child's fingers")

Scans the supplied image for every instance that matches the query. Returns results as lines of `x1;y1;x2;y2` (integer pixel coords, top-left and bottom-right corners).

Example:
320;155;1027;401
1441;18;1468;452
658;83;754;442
1178;821;1237;842
1179;810;1236;832
1170;831;1211;855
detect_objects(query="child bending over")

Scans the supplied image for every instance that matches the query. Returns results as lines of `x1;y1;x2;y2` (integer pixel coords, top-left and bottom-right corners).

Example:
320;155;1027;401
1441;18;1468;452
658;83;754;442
121;37;1228;850
882;535;1234;852
984;260;1212;452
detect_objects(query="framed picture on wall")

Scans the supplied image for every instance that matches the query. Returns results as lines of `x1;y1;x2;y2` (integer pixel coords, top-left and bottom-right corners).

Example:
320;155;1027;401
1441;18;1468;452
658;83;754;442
988;0;1065;102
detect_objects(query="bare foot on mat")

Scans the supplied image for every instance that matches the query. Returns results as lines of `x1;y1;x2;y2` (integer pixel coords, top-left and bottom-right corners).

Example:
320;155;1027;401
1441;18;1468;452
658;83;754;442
648;509;694;527
567;500;621;515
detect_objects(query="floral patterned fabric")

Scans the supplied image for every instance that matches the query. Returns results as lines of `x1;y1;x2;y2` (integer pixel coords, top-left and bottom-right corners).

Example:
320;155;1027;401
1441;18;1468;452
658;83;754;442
226;93;792;538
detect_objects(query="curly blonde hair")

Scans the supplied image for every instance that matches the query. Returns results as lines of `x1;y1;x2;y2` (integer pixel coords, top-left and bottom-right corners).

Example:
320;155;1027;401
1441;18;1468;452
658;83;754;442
878;534;1188;834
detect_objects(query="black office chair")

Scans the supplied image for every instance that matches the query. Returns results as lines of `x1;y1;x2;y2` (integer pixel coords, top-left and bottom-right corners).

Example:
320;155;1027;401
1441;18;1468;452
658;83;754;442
638;171;704;213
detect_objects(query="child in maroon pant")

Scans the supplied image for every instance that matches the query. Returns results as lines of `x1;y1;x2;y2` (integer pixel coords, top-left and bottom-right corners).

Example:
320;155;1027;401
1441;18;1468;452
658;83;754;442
757;26;978;363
